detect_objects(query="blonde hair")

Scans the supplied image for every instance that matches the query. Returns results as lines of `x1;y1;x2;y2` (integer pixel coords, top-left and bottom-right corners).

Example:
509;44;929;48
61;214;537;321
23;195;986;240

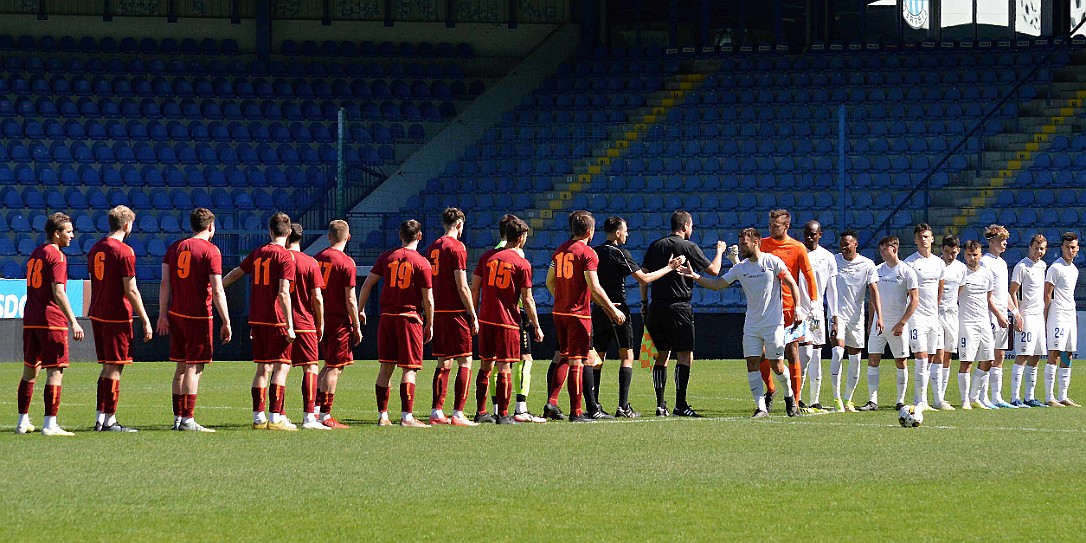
328;220;350;242
107;205;135;232
984;224;1009;241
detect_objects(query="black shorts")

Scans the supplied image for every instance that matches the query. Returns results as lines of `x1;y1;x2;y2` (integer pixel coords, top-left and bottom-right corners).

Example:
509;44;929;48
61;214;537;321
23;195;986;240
592;304;633;354
519;309;534;358
646;301;695;353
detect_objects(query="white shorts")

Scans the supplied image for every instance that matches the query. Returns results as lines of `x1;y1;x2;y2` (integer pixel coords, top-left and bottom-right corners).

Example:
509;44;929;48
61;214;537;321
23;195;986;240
990;314;1009;350
868;321;910;359
785;319;807;344
908;317;943;355
805;305;826;346
1047;315;1078;353
744;327;785;359
958;321;994;363
836;314;865;350
1016;313;1046;357
940;310;959;353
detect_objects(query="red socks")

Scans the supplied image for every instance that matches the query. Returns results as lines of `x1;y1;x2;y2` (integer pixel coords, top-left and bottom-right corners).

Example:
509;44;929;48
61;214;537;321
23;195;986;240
301;372;317;414
432;367;451;410
375;384;390;412
789;361;802;400
475;369;491;413
548;361;569;405
182;394;197;419
252;387;267;413
172;393;183;417
453;366;471;412
44;384;61;417
96;378;120;415
400;382;415;414
568;365;584;416
496;372;512;416
17;379;33;415
760;359;776;393
269;384;286;416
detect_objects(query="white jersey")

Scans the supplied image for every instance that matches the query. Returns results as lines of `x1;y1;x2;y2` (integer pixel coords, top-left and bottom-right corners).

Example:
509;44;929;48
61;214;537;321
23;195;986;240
876;261;919;324
980;253;1010;314
834;253;878;323
1045;259;1079;319
958;266;996;325
1010;257;1047;316
801;245;837;304
940;259;967;312
904;252;945;318
723;252;787;335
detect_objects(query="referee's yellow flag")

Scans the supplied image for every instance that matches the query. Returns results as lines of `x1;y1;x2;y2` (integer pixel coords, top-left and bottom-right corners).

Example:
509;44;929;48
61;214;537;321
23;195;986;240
638;329;657;369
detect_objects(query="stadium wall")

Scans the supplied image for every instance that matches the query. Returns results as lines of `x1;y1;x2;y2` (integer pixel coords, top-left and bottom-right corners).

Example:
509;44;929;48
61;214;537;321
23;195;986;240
0;14;559;57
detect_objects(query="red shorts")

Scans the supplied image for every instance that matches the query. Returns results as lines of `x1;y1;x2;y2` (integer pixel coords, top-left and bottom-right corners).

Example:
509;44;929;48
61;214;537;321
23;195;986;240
291;329;319;366
251;324;292;364
377;315;423;369
169;313;214;364
479;322;519;363
321;320;355;368
23;327;69;368
784;308;795;327
91;319;133;364
554;314;593;360
432;311;472;360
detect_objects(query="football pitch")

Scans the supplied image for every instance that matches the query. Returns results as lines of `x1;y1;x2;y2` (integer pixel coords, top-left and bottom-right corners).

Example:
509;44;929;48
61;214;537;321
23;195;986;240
1;359;1084;542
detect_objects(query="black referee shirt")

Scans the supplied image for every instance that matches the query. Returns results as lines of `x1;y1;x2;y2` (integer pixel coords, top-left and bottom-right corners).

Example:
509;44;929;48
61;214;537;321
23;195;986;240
641;234;710;303
593;241;639;304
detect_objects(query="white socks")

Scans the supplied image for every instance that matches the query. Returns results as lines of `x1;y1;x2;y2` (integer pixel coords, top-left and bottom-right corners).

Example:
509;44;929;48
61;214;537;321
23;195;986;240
867;366;880;403
830;346;845;401
748;371;767;411
958;373;971;405
1045;364;1057;402
402;412;415;422
776;366;794;398
452;409;465;419
896;367;908;405
808;346;823;405
1057;366;1072;402
253;411;267;424
928;362;943;405
1010;364;1025;402
989;366;1005;404
515;401;528;413
913;357;929;405
16;413;30;427
43;415;57;429
846;354;861;401
1024;365;1038;402
941;366;951;397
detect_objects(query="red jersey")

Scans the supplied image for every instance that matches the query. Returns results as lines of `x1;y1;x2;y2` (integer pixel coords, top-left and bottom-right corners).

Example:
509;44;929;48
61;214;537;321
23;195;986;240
24;244;68;329
371;247;432;318
551;239;598;318
88;237;136;323
164;237;223;319
472;248;502;281
478;248;533;328
240;243;296;327
761;236;818;312
425;235;468;312
314;247;357;323
290;250;324;331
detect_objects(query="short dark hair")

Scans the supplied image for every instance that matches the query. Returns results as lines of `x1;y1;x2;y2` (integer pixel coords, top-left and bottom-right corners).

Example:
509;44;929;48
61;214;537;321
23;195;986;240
739;227;760;241
941;234;960;248
963;240;982;252
288;223;303;245
1029;234;1047;247
570;210;594;237
1062;232;1079;246
914;223;932;236
399;219;422;243
107;205;135;232
840;229;859;242
268;212;291;238
603;216;625;234
670;210;692;232
878;236;899;249
45;212;71;237
498;213;517;238
190;207;215;233
504;217;529;244
442;207;465;228
769;209;791;222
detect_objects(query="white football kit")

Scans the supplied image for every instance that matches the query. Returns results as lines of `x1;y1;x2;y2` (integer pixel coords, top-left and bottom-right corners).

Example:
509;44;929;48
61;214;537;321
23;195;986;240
958;266;996;363
939;259;967;353
1046;259;1079;353
1011;257;1048;357
724;253;789;359
981;253;1011;350
904;252;946;354
834;253;878;349
868;262;918;359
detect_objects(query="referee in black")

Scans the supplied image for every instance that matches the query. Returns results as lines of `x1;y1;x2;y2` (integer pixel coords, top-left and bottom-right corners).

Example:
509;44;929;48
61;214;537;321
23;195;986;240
640;210;723;417
592;216;685;418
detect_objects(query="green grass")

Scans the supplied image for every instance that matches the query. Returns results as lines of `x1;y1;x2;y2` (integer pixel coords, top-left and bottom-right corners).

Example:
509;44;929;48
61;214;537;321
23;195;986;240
2;360;1085;542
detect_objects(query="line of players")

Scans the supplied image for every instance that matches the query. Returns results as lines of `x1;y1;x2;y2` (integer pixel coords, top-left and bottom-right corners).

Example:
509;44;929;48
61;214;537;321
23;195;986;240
12;204;1080;434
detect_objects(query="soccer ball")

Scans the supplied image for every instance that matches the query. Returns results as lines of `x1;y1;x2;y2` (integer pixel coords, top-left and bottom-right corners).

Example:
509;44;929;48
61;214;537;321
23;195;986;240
898;405;923;428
